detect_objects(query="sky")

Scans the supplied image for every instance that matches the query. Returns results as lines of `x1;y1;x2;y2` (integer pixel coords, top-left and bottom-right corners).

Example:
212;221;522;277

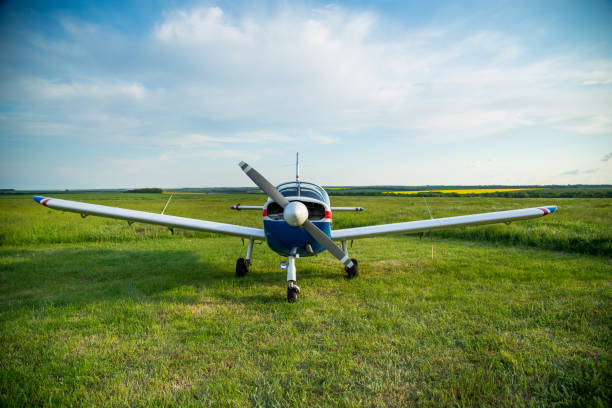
0;0;611;189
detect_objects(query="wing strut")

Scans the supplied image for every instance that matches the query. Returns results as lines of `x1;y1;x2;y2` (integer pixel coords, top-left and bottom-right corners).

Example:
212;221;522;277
423;197;434;261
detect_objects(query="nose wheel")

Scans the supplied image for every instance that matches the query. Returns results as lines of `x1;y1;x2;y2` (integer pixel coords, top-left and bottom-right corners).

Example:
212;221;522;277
284;249;302;302
287;282;300;303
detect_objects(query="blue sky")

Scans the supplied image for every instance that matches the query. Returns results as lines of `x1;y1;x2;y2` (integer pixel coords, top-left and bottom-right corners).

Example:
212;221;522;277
1;0;610;189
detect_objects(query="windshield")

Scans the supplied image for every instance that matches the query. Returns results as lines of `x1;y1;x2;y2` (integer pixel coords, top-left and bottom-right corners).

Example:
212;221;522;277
276;181;330;204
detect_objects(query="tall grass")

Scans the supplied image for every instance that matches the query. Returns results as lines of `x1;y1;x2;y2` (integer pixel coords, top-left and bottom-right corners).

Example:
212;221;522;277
332;196;611;256
0;194;263;245
1;194;610;256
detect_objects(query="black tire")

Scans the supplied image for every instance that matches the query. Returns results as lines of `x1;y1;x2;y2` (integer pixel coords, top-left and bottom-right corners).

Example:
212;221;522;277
287;286;298;303
235;258;248;277
345;258;358;279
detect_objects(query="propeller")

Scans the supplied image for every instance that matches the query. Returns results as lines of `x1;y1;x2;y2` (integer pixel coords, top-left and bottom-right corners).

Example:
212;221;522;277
239;161;354;269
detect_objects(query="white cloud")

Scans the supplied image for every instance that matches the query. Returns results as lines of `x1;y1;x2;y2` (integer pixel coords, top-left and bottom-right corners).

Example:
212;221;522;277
554;115;612;135
309;134;337;144
191;149;260;159
147;6;612;137
22;77;147;100
559;168;599;176
5;5;609;143
155;7;250;46
163;132;294;149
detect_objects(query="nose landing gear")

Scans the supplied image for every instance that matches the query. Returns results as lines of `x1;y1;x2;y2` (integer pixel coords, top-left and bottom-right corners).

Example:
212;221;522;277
284;249;301;302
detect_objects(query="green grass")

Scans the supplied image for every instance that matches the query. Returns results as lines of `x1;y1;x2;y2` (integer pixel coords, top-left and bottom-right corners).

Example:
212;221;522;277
0;194;610;406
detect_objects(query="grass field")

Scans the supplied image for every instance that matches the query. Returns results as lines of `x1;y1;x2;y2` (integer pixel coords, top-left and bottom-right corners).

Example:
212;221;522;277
1;194;610;406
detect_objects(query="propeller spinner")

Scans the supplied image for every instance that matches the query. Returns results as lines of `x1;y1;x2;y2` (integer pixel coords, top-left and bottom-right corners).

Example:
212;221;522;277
283;201;308;227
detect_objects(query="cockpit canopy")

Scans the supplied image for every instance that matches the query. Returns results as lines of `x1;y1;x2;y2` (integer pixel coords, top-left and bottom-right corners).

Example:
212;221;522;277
264;181;329;221
276;181;330;204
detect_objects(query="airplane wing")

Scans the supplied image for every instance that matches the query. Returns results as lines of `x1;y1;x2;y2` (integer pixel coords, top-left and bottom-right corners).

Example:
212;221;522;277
230;204;264;210
331;207;364;212
331;205;557;241
33;196;265;240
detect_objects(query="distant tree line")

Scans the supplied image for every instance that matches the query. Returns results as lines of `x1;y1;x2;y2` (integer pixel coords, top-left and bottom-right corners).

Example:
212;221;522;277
126;188;163;193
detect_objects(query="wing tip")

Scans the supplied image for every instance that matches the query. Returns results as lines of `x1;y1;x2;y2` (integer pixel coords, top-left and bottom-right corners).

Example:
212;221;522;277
33;195;46;204
539;205;557;215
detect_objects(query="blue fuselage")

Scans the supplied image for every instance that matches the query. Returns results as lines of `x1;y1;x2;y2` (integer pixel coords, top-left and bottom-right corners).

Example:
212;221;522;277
263;220;331;257
262;181;333;257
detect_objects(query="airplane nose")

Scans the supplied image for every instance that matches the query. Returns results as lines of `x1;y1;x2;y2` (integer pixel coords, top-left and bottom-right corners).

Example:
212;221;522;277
283;201;308;227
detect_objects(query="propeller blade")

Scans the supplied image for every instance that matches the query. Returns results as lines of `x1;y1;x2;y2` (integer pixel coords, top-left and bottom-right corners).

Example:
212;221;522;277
303;220;354;268
239;161;289;208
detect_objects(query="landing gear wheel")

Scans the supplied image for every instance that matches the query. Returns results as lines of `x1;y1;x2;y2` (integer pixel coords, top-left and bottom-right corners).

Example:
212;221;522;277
287;284;300;303
345;259;358;279
235;258;249;277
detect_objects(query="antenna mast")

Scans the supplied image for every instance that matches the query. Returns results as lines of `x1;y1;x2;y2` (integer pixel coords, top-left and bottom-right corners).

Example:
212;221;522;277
296;152;300;196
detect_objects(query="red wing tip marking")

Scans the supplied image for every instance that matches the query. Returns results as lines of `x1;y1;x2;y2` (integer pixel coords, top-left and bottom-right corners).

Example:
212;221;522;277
33;196;52;206
539;206;557;215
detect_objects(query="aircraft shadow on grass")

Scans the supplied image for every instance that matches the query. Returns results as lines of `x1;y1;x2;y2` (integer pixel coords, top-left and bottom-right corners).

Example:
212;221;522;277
0;248;306;308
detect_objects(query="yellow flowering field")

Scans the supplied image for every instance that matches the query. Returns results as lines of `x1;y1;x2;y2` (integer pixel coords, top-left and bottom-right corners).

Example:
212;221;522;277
384;188;539;195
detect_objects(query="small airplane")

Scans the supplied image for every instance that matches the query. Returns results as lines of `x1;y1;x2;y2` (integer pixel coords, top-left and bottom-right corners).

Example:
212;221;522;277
33;154;557;302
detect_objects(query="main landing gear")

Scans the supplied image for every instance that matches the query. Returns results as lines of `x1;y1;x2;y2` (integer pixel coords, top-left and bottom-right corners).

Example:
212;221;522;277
235;258;249;277
342;241;358;279
345;259;358;279
235;238;254;277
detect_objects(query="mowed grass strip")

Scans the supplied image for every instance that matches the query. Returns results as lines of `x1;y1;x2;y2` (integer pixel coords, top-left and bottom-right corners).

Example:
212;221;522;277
0;194;611;406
